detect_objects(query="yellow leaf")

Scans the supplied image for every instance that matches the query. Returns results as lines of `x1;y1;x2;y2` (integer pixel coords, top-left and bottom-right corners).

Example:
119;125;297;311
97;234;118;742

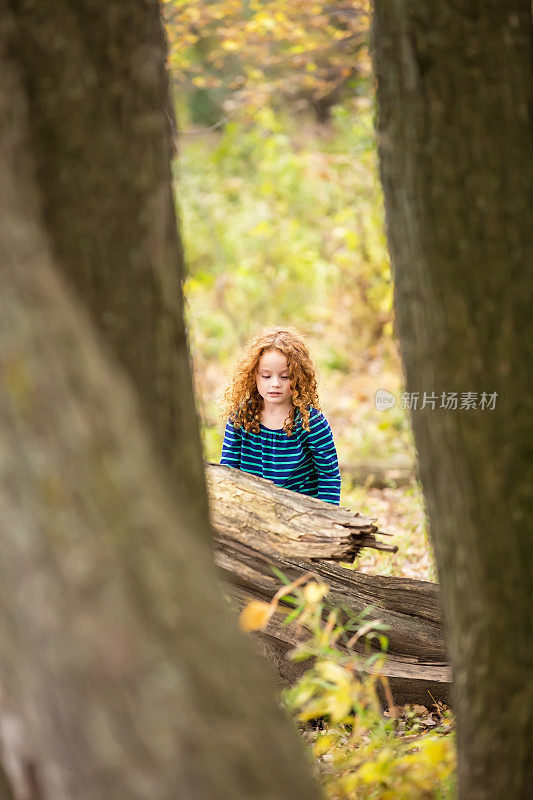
316;659;350;687
357;748;394;784
417;737;451;766
239;600;273;632
326;688;353;722
313;733;336;756
303;581;329;604
222;40;239;52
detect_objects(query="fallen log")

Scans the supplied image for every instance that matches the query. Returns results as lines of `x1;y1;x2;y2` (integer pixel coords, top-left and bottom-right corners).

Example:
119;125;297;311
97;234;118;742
206;463;451;705
207;462;398;561
340;457;415;489
216;538;451;706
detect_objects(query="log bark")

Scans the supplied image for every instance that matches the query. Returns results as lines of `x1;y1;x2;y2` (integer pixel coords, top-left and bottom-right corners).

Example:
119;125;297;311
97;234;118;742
371;1;532;797
214;535;451;705
207;462;398;560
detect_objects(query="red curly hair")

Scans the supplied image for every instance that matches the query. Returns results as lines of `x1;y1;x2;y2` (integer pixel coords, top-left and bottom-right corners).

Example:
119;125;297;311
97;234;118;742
220;326;321;435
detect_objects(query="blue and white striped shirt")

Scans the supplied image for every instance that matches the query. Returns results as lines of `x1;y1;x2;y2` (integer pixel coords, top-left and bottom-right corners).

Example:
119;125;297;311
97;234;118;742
220;407;341;504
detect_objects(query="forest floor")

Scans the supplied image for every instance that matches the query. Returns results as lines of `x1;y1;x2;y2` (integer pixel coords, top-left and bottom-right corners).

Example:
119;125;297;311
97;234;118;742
342;481;436;582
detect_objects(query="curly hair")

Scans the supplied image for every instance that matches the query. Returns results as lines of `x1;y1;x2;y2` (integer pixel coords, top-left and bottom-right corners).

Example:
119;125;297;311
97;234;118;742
220;326;321;435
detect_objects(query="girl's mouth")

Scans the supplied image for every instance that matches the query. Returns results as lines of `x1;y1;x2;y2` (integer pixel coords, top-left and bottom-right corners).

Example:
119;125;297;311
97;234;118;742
269;392;281;396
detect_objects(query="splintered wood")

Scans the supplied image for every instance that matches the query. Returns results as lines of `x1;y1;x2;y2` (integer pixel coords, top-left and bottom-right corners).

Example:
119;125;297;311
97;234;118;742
207;462;398;561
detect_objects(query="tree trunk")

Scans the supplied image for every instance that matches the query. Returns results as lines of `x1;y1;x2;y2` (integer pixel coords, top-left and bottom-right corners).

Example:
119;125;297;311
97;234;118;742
371;2;532;798
8;0;210;537
0;10;320;800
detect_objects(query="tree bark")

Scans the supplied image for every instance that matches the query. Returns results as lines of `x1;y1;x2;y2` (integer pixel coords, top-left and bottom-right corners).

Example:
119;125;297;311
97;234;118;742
371;2;532;797
7;0;210;537
0;11;321;800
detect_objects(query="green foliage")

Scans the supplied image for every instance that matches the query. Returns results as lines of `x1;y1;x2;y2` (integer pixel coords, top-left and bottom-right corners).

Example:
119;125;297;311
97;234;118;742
164;0;371;118
177;97;391;358
176;98;407;460
260;577;457;799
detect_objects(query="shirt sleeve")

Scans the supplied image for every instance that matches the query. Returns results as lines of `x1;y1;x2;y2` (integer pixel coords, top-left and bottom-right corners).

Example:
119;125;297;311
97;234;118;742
307;409;341;504
220;419;242;469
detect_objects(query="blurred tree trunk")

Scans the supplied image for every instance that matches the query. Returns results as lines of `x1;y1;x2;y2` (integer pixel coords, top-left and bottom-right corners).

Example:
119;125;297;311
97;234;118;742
371;2;532;799
8;0;209;536
0;7;321;800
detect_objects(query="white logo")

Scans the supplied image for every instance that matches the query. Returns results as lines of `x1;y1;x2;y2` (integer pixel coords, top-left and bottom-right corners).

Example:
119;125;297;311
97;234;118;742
375;389;395;412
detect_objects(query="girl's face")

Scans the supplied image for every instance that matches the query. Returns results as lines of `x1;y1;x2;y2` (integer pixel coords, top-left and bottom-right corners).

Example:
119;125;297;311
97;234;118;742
256;349;292;407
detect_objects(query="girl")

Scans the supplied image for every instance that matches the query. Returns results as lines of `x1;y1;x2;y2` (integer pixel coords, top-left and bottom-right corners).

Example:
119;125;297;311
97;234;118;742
220;326;341;505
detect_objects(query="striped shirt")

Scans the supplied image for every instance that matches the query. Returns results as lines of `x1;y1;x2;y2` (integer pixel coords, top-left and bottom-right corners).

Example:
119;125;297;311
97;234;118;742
220;407;341;504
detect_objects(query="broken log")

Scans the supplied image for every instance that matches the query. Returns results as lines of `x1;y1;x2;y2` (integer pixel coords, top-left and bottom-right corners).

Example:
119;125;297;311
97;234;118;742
207;462;398;561
206;463;451;705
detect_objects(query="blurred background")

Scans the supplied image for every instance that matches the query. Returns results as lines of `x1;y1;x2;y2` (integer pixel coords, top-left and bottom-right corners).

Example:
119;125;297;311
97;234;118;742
163;0;435;581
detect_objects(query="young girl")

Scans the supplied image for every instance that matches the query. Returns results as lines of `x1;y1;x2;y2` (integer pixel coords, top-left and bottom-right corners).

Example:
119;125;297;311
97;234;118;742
220;326;341;505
